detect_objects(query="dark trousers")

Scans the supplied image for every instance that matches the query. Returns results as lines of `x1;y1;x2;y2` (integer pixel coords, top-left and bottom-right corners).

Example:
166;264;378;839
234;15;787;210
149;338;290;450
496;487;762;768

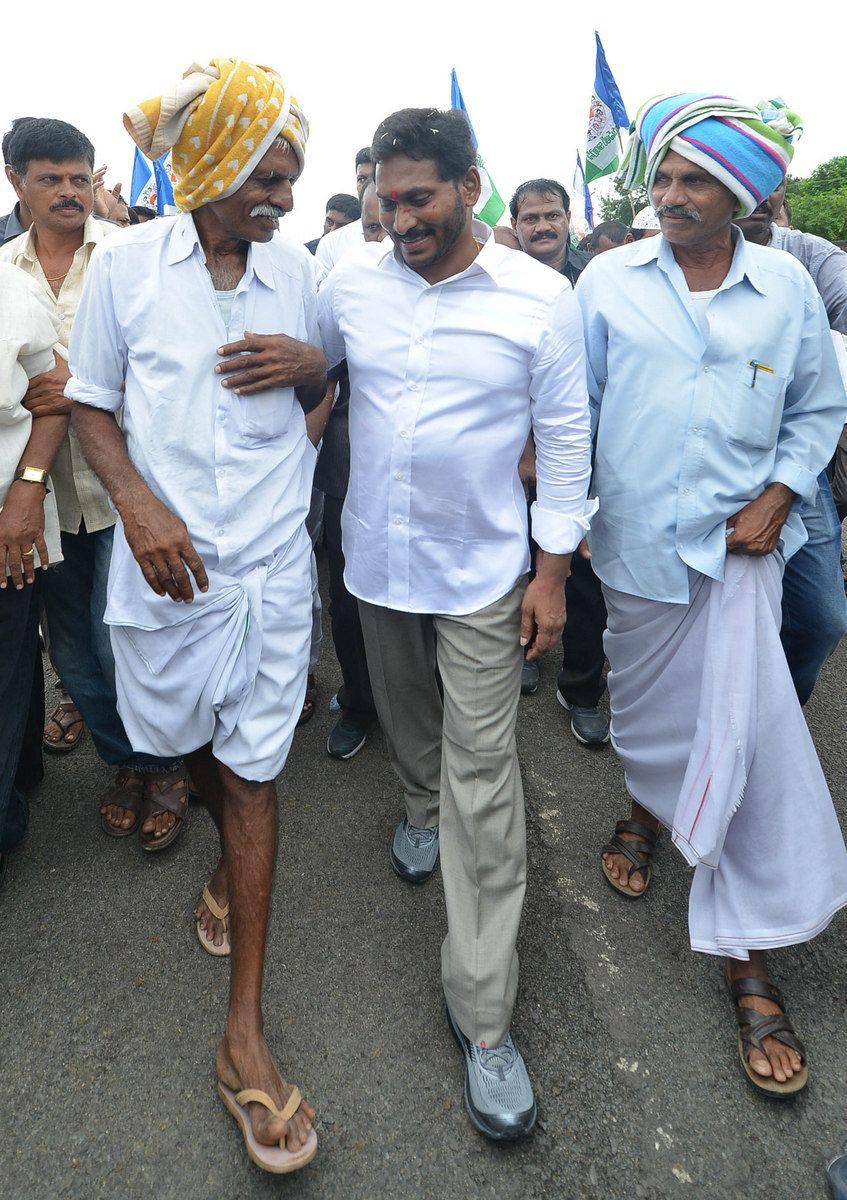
323;494;376;726
0;578;42;852
558;551;608;708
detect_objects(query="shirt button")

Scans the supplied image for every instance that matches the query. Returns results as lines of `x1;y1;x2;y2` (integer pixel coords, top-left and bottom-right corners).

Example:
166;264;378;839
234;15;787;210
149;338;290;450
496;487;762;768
416;335;425;345
217;528;225;536
399;430;409;439
408;382;419;391
394;516;403;526
395;471;404;481
703;366;709;373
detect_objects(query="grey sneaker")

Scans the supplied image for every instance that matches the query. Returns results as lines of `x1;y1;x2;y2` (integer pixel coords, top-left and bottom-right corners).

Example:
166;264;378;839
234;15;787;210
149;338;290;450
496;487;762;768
447;1008;537;1141
557;690;610;747
390;818;439;884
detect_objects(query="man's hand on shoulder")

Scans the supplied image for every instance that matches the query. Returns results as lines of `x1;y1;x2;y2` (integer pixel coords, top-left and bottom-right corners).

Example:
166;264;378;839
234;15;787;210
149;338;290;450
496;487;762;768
118;484;209;603
215;332;326;396
726;482;795;556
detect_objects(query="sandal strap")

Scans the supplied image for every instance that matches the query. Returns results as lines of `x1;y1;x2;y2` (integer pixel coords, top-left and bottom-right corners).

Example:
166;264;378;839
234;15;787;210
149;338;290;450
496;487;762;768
736;1008;806;1061
202;885;229;922
613;819;660;846
728;976;784;1008
235;1085;302;1123
48;703;84;734
144;772;189;819
101;769;145;815
601;834;655;879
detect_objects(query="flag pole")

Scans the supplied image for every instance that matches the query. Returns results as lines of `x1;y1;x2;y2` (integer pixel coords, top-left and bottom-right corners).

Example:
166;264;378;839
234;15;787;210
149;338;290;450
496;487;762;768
614;130;633;224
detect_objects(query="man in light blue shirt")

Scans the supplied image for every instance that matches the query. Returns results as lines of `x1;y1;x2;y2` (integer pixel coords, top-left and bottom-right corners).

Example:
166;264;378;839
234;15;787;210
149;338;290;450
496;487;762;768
581;92;847;1101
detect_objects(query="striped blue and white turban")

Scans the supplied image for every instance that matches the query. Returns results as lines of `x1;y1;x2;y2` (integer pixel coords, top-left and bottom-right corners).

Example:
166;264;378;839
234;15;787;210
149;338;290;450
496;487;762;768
620;94;803;217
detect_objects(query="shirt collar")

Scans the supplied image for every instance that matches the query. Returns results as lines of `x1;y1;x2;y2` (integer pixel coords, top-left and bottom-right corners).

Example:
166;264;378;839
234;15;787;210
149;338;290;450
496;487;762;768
16;213;105;264
165;212;276;290
628;226;766;296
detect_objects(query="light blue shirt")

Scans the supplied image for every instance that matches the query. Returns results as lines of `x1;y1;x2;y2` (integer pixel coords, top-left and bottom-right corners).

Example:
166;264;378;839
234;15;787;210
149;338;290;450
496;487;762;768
576;230;847;603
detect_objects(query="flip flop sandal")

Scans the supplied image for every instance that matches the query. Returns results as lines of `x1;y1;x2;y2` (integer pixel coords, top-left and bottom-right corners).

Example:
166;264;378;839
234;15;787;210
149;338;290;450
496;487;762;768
601;819;659;898
139;769;189;853
99;768;145;839
43;700;86;754
196;884;230;957
726;975;808;1098
217;1081;318;1174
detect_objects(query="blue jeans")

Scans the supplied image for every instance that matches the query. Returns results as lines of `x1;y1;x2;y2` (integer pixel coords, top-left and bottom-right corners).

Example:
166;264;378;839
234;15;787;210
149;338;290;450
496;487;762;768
781;472;847;706
42;523;181;771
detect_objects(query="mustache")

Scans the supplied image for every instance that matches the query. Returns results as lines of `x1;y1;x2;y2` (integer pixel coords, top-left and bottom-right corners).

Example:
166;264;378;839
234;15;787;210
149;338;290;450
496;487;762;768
249;203;286;218
656;204;703;224
393;228;433;243
50;200;84;211
530;231;557;242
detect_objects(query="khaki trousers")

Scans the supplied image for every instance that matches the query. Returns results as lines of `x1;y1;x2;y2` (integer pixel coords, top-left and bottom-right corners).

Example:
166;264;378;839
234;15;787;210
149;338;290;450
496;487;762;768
358;578;527;1047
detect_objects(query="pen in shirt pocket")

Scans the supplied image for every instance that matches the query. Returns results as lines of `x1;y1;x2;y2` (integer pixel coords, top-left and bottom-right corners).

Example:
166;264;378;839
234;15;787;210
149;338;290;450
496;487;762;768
748;359;775;388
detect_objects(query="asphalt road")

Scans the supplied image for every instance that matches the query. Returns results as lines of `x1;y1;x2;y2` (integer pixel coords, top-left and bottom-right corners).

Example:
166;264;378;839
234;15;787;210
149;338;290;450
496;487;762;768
2;561;846;1200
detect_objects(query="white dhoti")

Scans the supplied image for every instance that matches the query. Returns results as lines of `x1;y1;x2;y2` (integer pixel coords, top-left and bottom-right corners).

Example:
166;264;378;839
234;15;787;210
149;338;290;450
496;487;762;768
106;523;312;782
603;554;847;958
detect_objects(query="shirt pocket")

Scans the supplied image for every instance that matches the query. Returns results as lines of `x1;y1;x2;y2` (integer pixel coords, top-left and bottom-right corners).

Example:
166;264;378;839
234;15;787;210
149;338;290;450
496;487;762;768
728;362;786;452
237;390;294;444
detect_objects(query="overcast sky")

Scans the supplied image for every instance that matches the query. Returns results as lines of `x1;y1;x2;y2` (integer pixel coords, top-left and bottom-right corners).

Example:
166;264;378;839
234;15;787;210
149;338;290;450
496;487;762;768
2;0;844;241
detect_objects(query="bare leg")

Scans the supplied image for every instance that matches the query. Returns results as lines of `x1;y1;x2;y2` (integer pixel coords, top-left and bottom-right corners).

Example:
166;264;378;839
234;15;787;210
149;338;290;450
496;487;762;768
213;760;315;1150
601;800;660;894
725;950;804;1083
188;745;229;948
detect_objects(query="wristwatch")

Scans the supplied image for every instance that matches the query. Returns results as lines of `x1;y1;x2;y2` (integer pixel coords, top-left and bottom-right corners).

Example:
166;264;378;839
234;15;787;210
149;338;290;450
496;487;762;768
14;466;50;492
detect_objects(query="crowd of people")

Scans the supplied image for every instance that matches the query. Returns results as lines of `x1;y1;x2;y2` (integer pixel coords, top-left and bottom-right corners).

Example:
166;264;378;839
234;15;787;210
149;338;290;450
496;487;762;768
1;60;847;1176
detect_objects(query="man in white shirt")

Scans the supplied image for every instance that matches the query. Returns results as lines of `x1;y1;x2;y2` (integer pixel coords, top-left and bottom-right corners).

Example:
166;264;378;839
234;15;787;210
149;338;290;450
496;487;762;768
68;60;323;1172
0;266;66;881
313;146;374;278
318;107;594;1139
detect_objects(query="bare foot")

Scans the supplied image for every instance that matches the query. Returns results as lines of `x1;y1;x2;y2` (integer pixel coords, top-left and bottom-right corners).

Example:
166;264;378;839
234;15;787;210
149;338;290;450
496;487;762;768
217;1036;316;1152
195;858;229;949
601;806;660;894
726;956;804;1084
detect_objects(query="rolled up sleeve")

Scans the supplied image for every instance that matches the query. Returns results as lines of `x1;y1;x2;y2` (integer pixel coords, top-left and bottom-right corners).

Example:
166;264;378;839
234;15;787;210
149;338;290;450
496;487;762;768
529;286;597;554
769;290;847;502
66;246;127;412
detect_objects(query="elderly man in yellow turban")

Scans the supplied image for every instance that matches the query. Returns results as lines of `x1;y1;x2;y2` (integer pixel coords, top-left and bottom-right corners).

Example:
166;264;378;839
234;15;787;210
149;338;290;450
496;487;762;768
68;59;325;1173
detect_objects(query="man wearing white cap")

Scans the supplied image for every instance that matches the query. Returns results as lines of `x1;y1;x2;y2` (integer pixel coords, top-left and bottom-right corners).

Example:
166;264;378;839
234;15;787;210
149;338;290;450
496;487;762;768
626;206;661;241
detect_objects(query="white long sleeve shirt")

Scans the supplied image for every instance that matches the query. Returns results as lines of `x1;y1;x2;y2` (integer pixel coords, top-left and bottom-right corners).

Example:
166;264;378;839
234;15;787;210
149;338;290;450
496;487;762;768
66;214;320;630
317;229;595;615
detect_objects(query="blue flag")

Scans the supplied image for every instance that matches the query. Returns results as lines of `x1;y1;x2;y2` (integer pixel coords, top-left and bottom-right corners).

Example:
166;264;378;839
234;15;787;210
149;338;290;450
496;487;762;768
449;69;505;226
573;151;594;231
593;32;629;129
130;147;176;214
585;33;630;184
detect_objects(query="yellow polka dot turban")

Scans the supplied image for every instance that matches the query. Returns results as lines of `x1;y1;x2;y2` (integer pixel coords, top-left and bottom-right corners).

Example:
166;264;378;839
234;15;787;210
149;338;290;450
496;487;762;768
123;58;309;212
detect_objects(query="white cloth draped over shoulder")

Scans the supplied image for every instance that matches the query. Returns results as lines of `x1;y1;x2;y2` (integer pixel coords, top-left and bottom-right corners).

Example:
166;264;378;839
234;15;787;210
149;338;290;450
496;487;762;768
604;555;847;958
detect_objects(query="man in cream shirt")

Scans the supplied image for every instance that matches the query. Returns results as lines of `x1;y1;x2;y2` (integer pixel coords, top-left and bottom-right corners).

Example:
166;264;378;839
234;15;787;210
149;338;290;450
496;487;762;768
1;117;188;849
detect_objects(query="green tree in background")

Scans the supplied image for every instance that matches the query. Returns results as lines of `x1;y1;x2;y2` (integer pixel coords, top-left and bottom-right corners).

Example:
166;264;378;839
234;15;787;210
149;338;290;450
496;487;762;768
787;156;847;242
597;175;648;226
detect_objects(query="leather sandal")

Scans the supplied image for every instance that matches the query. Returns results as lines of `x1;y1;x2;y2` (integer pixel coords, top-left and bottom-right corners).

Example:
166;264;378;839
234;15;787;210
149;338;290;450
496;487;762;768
217;1078;318;1174
196;884;230;957
297;673;317;727
43;700;85;753
726;974;808;1098
100;768;145;838
601;818;659;898
139;768;189;853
